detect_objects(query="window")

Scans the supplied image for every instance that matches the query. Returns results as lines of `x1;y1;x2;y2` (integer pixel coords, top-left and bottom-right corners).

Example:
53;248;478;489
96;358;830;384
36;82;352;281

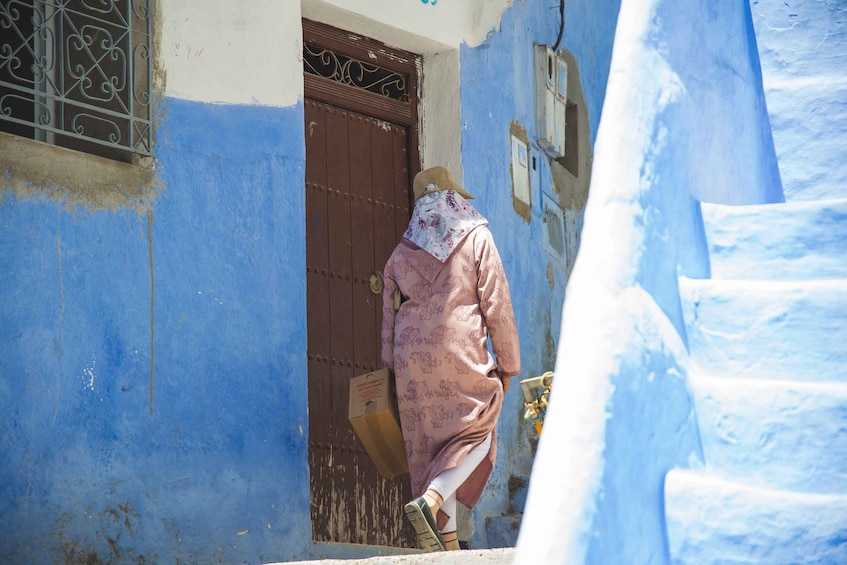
0;0;152;162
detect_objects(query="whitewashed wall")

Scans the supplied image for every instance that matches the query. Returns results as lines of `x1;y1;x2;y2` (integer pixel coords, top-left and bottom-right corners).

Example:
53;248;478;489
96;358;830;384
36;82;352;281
159;0;303;106
159;0;513;181
159;0;512;107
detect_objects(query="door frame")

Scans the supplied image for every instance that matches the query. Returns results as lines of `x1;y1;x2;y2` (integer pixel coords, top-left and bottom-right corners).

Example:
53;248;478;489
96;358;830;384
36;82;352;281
302;19;421;169
302;18;422;546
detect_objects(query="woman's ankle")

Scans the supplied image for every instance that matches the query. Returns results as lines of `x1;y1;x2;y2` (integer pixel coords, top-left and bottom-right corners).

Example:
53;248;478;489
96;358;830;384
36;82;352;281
422;488;443;516
441;530;460;551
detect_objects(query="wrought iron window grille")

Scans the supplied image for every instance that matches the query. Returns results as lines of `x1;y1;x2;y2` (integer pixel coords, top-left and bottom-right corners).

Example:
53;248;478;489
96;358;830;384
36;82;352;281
0;0;152;161
303;41;409;103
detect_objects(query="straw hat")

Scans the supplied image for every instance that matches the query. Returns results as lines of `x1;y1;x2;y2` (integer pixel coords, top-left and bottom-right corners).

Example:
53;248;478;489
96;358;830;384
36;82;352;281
412;166;474;202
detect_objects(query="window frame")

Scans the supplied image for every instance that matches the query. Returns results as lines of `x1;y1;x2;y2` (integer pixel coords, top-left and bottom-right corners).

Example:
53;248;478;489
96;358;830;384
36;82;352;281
0;0;153;162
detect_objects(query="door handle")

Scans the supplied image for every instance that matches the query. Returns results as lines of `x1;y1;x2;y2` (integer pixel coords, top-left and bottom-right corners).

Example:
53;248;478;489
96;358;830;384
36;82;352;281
368;271;384;295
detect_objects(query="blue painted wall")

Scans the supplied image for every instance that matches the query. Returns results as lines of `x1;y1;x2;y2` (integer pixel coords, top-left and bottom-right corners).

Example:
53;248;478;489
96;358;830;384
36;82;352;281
515;0;785;563
0;98;311;563
751;0;847;201
458;0;621;545
1;0;629;557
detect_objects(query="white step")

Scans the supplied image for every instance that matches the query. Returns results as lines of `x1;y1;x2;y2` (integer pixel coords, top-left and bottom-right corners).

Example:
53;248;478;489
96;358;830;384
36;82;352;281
680;277;847;381
690;374;847;493
702;199;847;280
665;469;847;565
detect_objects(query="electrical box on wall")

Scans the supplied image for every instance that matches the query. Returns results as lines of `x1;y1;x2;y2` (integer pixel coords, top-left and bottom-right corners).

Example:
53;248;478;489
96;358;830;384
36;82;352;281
535;45;568;159
541;192;567;264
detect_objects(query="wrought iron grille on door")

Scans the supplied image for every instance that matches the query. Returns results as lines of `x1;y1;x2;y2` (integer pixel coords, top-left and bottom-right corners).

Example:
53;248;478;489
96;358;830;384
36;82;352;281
303;42;410;103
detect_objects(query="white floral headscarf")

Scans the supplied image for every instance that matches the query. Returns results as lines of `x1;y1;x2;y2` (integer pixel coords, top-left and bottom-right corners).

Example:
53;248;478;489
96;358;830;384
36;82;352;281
403;188;488;263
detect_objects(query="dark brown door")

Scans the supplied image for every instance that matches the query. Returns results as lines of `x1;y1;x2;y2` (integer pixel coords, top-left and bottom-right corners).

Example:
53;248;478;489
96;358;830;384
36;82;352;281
303;20;419;547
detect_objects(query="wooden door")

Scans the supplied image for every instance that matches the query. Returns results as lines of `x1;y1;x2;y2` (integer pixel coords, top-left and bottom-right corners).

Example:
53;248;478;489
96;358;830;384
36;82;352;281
303;20;419;547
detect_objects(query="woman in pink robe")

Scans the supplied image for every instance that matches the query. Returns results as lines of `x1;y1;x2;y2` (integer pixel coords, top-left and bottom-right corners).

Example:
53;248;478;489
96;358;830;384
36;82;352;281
381;167;520;552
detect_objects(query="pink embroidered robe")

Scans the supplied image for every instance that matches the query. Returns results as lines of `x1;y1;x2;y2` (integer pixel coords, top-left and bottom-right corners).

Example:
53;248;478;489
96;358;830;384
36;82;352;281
381;224;520;516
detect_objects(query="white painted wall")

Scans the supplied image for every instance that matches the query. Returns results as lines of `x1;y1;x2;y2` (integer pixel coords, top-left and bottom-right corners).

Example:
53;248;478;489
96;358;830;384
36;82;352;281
417;49;464;182
159;0;304;106
302;0;511;51
159;0;511;109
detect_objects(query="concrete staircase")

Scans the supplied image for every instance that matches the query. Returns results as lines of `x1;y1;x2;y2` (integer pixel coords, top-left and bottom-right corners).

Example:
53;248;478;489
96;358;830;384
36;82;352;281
665;199;847;564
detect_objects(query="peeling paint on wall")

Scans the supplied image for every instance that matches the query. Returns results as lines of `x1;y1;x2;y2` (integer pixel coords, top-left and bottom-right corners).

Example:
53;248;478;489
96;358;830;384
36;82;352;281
52;501;145;564
80;355;96;392
0;97;312;563
542;50;592;279
547;49;591;215
0;133;161;213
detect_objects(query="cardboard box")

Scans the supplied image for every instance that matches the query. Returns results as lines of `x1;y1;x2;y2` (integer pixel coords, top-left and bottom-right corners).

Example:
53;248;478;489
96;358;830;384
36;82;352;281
348;368;409;479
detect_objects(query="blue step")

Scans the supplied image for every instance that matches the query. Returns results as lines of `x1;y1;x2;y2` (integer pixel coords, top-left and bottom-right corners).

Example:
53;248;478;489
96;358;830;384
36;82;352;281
702;199;847;280
665;469;847;565
680;277;847;381
689;373;847;494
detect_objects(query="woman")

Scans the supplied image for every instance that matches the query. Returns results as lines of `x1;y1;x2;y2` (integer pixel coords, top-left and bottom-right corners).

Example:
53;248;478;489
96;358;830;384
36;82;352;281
381;166;520;551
